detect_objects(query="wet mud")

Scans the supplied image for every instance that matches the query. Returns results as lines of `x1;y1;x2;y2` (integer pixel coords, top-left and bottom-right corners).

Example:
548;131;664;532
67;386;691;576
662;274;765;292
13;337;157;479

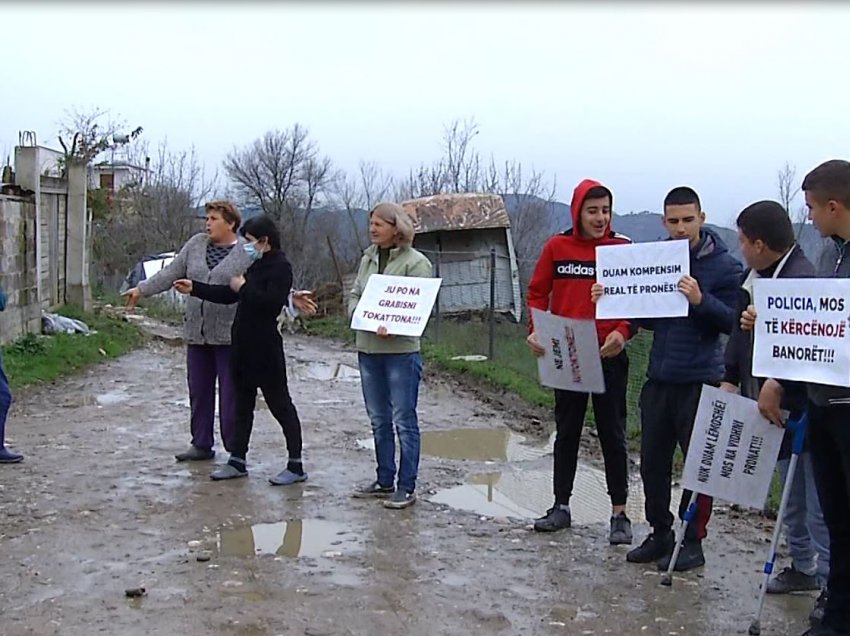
0;328;817;635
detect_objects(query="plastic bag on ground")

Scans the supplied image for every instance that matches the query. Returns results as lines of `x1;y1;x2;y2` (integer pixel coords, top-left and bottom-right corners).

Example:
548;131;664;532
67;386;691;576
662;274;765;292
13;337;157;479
41;312;93;336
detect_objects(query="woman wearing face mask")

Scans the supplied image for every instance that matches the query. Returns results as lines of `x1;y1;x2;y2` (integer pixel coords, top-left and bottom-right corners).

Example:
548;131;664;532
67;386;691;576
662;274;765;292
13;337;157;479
124;200;250;462
174;215;307;484
349;202;433;509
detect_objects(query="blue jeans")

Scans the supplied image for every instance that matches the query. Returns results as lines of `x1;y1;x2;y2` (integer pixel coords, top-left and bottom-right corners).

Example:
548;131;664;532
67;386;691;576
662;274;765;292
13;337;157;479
358;352;423;494
777;453;831;585
0;352;11;448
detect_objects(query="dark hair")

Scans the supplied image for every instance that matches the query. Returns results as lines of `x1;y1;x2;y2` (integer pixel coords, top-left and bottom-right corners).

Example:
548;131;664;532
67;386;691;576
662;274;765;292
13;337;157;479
736;200;795;252
584;185;612;204
240;214;281;250
664;186;701;212
801;159;850;209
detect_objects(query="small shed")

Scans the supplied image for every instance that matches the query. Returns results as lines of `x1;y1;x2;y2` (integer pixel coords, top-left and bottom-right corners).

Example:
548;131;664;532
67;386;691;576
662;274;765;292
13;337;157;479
400;193;522;322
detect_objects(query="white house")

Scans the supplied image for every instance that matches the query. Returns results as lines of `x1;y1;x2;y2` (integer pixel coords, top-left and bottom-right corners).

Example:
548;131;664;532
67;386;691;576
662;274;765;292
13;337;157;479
89;158;150;192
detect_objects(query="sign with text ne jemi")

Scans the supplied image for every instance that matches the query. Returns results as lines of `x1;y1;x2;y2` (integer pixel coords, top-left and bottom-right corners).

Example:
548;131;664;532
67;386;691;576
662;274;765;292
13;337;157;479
350;274;442;338
595;240;690;319
531;308;605;394
681;385;784;510
753;278;850;387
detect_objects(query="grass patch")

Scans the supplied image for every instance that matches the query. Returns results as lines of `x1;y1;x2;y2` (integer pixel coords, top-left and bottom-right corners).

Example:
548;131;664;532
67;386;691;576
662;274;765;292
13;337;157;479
309;316;355;343
2;306;145;390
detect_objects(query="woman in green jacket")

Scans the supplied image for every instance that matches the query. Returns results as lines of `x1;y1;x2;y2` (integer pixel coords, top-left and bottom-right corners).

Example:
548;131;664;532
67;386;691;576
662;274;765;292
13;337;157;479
349;203;433;509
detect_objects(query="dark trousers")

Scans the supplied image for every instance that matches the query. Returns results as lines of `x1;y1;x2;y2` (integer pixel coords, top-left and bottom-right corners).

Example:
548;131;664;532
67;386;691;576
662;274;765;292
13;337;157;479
809;401;850;632
0;352;11;448
553;351;629;507
640;380;713;540
186;345;236;452
230;365;302;463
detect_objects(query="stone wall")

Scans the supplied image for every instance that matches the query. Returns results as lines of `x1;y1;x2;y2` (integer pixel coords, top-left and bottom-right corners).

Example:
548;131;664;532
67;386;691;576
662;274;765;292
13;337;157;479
0;194;42;344
0;145;91;345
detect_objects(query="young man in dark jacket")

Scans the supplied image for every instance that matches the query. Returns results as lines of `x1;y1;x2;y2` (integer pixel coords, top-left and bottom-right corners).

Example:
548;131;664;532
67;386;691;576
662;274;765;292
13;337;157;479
756;160;850;636
526;179;635;544
621;187;742;571
720;200;828;615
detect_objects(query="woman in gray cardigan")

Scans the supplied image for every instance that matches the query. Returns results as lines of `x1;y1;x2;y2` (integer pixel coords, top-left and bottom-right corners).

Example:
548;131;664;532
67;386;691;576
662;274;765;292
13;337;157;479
125;201;251;461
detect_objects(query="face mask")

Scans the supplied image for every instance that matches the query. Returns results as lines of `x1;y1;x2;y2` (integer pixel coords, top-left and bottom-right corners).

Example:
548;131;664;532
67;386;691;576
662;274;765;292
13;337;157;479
243;242;262;261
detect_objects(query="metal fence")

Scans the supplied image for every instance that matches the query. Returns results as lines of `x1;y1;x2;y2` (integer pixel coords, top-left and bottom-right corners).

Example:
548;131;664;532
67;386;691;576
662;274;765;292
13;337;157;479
417;246;653;436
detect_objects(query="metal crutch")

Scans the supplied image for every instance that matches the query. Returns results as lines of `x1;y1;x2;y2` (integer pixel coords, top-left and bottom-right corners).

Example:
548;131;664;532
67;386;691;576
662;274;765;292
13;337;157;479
748;412;808;636
661;490;700;587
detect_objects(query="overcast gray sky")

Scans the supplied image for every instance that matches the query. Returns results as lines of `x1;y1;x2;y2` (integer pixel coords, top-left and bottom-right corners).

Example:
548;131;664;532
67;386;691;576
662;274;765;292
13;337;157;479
2;2;847;226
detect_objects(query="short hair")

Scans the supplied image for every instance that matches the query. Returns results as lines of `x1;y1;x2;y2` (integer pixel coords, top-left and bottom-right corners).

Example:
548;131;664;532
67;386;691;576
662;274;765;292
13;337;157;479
240;214;281;250
584;185;612;205
664;186;702;212
205;199;242;231
370;202;415;247
736;200;795;253
801;159;850;209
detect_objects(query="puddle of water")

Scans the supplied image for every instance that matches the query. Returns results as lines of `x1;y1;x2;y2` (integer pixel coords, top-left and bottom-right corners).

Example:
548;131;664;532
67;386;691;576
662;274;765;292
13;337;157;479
356;427;553;463
222;590;267;602
430;466;678;525
95;390;131;406
296;362;360;382
216;519;361;559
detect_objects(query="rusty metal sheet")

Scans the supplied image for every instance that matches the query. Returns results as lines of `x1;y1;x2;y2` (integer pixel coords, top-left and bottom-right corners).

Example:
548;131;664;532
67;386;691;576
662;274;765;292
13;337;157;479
400;193;510;234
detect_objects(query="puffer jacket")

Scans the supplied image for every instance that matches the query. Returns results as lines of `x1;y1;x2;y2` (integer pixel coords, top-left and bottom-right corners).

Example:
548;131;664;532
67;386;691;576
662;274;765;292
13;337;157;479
640;228;743;384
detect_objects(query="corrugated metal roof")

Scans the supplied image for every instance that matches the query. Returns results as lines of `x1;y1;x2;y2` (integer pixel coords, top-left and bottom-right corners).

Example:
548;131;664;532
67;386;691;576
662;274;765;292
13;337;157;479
400;193;510;233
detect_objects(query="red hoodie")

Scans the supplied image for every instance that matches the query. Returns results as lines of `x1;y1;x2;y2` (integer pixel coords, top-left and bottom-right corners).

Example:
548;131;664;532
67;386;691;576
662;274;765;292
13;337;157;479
527;179;632;345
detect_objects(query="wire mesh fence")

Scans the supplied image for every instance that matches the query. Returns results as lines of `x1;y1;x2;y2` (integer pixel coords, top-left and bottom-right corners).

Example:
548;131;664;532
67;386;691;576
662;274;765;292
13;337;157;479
417;246;652;438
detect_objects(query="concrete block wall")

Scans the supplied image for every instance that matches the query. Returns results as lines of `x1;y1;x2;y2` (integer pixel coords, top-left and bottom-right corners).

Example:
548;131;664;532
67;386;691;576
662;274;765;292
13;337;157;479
0;195;42;345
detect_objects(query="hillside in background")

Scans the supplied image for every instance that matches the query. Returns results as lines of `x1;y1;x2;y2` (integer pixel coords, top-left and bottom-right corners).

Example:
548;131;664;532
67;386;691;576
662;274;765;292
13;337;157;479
514;197;830;268
207;196;832;273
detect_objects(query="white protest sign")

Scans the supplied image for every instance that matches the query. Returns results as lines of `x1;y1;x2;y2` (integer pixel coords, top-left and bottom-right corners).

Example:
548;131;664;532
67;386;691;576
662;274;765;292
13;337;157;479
753;278;850;387
595;240;690;319
350;274;442;337
681;385;784;510
531;308;605;394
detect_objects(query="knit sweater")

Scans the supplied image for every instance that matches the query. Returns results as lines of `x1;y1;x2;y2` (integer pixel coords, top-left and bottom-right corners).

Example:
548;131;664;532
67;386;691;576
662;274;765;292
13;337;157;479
138;233;253;345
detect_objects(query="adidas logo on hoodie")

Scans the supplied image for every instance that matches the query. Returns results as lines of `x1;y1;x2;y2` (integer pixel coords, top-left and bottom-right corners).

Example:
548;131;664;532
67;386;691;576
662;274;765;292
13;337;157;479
554;260;596;279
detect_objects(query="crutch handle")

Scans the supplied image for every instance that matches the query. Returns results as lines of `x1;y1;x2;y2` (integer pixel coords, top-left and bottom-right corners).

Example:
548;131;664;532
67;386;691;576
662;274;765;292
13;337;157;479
785;412;808;456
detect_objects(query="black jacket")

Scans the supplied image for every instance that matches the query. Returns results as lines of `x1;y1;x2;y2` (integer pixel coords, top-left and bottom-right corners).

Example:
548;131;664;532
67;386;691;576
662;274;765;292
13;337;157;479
723;243;815;458
191;249;293;385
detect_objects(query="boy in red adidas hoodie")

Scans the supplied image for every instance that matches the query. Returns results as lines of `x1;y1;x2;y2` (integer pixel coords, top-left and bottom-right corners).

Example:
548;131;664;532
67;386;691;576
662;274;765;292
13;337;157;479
526;179;634;544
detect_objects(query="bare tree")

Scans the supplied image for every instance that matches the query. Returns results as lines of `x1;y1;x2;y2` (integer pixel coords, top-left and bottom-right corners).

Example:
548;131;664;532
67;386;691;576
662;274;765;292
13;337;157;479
391;118;558;290
224;125;311;221
777;161;802;220
91;141;217;288
492;158;558;287
131;141;218;248
57;106;142;167
443;118;481;193
395;118;482;200
332;160;395;256
224;124;336;286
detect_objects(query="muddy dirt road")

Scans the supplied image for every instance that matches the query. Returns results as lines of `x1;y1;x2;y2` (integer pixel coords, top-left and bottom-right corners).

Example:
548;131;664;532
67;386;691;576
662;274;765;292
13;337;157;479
0;332;817;635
